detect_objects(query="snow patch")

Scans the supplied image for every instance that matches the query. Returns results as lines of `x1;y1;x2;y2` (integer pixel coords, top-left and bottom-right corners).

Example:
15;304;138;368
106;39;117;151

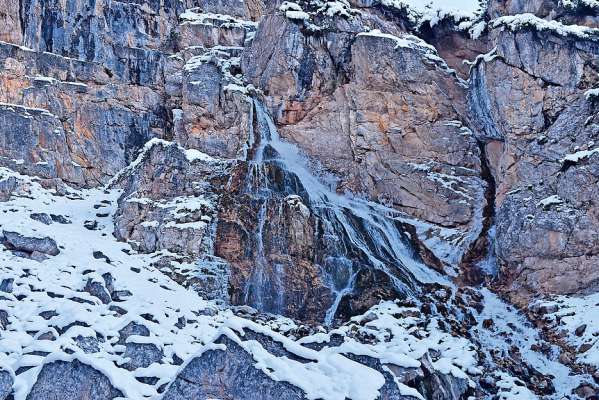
492;13;599;39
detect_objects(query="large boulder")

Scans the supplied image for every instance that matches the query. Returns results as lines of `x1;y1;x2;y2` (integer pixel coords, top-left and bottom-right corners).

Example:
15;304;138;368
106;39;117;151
1;231;60;258
26;360;123;400
162;335;307;400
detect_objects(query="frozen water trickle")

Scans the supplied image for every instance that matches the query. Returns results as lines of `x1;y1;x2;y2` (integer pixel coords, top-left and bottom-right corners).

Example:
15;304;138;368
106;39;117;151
243;200;268;311
242;99;447;322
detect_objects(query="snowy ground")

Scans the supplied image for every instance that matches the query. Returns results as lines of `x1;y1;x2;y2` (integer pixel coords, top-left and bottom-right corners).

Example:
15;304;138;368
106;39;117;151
0;153;595;399
0;167;479;399
538;293;599;366
474;289;592;400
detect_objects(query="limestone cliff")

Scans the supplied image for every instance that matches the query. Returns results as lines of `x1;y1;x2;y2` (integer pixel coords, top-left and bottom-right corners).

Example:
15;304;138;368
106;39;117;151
1;0;599;399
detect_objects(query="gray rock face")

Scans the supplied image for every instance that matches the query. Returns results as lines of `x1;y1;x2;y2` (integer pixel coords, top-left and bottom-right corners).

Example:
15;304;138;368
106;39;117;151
0;370;12;400
20;0;177;79
113;139;230;258
2;231;59;258
0;41;163;186
241;10;487;271
166;46;254;159
163;335;307;400
26;360;123;400
468;20;599;304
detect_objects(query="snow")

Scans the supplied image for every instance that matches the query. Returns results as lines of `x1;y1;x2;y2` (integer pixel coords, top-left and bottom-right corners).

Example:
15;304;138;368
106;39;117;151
467;20;486;39
0;167;480;400
537;293;599;366
185;148;216;163
0;102;56;118
560;147;599;163
318;0;355;18
537;195;563;208
491;13;599;39
179;9;257;28
585;88;599;100
561;0;599;10
279;2;311;20
357;29;437;53
0;166;590;399
0;40;34;52
474;289;590;398
32;75;57;84
380;0;484;26
495;373;538;400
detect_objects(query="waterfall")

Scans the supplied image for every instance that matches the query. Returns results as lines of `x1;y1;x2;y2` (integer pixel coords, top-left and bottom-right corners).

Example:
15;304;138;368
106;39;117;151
241;98;446;323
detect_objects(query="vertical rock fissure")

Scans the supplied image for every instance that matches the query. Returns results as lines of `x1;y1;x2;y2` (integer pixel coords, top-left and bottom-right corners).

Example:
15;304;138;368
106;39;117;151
18;0;25;39
458;139;498;285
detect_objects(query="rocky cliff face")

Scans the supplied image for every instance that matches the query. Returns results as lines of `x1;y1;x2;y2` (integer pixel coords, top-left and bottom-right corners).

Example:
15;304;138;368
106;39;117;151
2;0;599;399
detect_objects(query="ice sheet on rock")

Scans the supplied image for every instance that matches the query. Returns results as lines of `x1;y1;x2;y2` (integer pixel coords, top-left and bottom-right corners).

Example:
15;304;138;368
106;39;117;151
248;99;449;321
399;215;483;276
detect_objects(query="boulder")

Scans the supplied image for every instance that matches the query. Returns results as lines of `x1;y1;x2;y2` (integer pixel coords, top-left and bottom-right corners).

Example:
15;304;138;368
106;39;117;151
2;231;59;257
26;360;123;400
162;335;307;400
0;369;11;400
122;343;164;371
